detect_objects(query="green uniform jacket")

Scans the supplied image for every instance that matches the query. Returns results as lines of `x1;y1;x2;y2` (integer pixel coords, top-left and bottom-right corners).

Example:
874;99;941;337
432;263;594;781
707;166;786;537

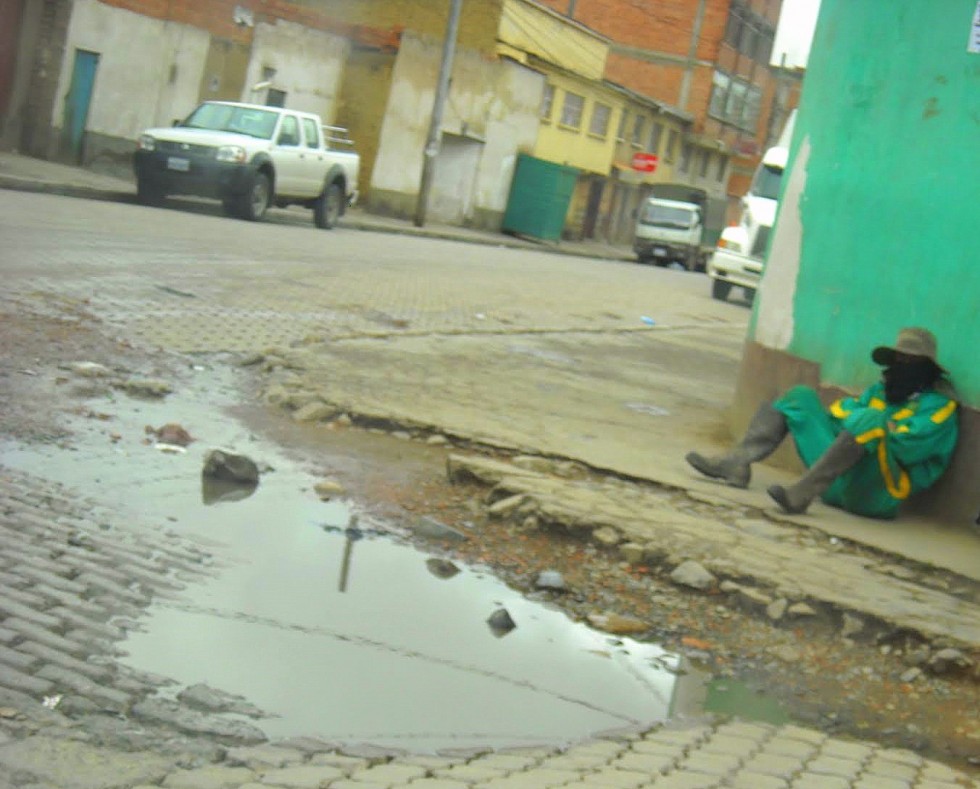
773;383;958;519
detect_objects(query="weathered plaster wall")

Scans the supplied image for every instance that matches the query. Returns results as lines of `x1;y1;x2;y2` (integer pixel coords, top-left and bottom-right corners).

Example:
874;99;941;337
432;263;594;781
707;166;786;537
340;50;395;199
53;0;208;160
370;32;540;226
244;20;349;123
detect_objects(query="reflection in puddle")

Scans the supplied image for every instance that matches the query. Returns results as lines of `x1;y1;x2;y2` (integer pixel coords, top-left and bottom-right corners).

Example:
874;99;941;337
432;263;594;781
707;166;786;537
0;378;718;752
120;473;705;752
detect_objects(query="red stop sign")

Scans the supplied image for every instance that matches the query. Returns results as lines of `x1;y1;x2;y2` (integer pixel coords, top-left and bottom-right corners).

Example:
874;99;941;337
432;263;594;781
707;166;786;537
631;152;658;173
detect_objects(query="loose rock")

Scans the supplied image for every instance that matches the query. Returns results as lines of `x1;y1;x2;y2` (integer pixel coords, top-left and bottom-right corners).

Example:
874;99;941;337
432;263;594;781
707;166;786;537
592;526;622;547
767;598;789;621
413;516;467;542
487;608;516;636
292;402;335;423
670;560;715;591
535;570;567;591
840;613;865;639
202;449;260;485
926;647;973;675
587;612;648;635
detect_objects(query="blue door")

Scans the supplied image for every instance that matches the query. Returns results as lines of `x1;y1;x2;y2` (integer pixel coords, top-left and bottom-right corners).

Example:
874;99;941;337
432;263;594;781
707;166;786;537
62;49;99;163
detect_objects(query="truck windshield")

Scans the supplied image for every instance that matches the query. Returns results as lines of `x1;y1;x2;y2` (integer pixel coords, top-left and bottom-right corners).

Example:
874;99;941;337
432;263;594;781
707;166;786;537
182;104;278;140
640;204;697;229
752;164;784;200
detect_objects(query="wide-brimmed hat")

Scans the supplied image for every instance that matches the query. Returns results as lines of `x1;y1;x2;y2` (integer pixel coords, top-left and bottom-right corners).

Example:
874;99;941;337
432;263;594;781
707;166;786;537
871;327;945;371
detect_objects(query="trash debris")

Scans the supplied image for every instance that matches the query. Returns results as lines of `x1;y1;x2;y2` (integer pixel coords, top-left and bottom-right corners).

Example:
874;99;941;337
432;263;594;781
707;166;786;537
146;423;195;447
202;449;260;485
119;378;173;398
42;694;63;710
487;608;516;637
625;402;670;417
67;361;111;378
313;479;346;500
640;316;656;326
155;443;187;454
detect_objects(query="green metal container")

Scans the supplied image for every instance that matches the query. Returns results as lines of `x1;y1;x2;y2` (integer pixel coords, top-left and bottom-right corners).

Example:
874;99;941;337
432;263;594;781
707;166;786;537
502;153;578;242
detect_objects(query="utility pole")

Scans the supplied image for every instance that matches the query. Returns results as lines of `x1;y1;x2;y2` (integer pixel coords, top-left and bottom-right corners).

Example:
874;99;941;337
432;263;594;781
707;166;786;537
414;0;463;227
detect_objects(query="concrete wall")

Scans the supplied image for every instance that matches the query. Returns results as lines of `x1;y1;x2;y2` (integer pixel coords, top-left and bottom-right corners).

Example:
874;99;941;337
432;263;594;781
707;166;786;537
369;31;542;229
737;0;980;523
243;19;349;124
52;0;209;171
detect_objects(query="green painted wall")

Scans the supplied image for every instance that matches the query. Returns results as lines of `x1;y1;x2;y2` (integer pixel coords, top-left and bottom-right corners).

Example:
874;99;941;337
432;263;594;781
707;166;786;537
773;0;980;405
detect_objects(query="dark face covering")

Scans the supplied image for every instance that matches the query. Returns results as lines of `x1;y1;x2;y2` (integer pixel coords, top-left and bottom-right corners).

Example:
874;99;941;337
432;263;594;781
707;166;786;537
882;359;940;403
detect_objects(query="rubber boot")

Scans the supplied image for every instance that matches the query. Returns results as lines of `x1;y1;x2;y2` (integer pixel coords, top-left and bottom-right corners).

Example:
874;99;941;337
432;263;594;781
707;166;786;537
685;403;788;488
767;431;865;514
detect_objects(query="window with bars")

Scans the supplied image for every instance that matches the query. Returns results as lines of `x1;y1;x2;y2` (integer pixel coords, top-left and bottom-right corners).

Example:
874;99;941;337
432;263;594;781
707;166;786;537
679;142;693;172
589;103;611;137
541;84;555;121
723;2;775;63
617;110;628;140
648;122;663;155
699;150;711;178
709;70;763;131
631;114;646;146
560;91;585;128
665;129;678;162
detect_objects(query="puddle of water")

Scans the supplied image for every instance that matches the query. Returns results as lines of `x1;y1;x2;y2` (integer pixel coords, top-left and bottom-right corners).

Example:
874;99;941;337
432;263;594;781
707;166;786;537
0;366;788;751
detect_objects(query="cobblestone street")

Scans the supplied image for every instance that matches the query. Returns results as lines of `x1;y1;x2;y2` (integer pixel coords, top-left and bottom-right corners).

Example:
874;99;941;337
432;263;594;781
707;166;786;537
0;186;977;787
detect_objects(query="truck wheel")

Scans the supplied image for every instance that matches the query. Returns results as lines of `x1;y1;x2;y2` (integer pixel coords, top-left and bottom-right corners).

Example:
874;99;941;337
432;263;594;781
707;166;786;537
136;177;164;206
314;182;343;229
237;171;270;221
711;278;732;301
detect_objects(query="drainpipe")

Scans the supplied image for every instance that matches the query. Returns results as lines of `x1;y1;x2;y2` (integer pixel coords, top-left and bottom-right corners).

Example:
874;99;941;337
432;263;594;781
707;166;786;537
678;0;707;111
414;0;463;228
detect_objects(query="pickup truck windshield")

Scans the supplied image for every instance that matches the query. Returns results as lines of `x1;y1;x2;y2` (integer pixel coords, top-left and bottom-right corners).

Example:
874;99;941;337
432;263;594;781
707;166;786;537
752;164;784;200
182;104;278;140
640;204;697;229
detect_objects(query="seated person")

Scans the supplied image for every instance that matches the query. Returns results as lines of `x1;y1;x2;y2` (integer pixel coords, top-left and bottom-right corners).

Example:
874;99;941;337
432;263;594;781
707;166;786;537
685;327;958;519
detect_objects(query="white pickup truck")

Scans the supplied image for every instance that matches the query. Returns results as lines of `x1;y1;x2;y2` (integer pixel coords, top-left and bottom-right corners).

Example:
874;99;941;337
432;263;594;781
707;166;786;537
133;101;359;228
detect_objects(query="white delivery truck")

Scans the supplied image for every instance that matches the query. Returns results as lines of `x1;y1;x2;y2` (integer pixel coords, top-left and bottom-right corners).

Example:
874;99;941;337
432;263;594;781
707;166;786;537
707;110;795;302
706;145;787;301
633;197;708;271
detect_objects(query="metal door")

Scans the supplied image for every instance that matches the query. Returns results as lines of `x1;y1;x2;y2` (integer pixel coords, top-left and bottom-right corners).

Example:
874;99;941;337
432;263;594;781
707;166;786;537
62;49;99;163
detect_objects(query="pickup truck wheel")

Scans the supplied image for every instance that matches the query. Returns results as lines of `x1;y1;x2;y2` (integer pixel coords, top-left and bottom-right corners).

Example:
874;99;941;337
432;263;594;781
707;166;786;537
136;177;164;206
711;278;733;301
314;182;343;229
238;172;270;221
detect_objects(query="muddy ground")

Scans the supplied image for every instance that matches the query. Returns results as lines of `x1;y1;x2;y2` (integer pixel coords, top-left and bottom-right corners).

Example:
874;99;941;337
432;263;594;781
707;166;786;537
1;300;977;776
